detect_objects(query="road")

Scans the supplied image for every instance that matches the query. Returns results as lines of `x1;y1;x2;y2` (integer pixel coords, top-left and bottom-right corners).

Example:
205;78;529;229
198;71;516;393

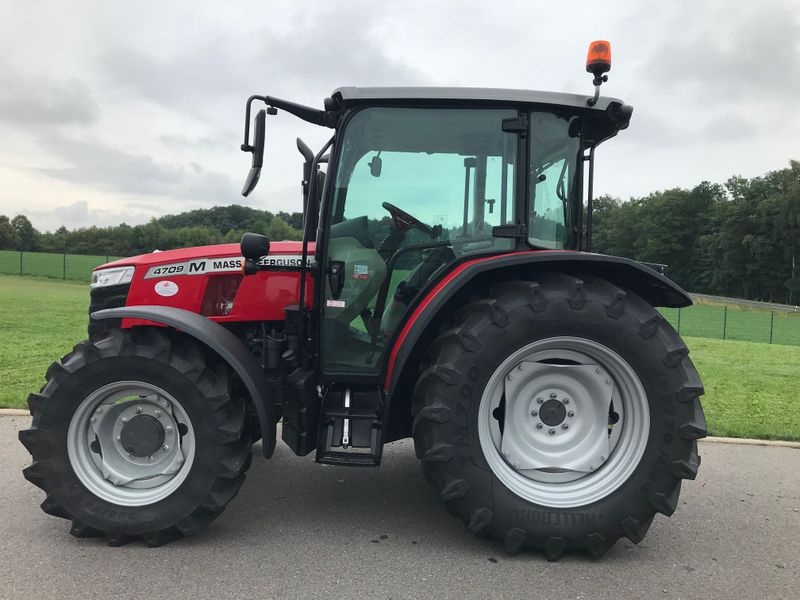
1;416;798;600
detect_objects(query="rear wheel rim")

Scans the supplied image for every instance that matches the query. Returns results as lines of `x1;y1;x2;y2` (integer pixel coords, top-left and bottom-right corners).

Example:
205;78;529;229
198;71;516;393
67;381;196;507
478;336;650;508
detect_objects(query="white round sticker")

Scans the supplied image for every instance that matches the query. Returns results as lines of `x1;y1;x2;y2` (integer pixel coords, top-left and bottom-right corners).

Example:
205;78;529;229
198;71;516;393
154;280;179;297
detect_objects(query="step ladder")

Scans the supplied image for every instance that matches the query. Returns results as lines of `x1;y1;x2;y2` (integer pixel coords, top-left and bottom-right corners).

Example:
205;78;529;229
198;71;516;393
316;386;385;466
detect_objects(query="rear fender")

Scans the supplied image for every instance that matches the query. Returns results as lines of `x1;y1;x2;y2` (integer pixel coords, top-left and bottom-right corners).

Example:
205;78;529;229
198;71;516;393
91;306;276;458
385;251;691;395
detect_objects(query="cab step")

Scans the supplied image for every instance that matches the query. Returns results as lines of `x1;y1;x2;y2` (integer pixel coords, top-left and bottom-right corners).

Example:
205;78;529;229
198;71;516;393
316;386;385;466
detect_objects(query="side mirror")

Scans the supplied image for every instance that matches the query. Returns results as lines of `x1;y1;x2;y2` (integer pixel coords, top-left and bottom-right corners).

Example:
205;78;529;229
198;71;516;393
241;109;267;197
240;232;271;261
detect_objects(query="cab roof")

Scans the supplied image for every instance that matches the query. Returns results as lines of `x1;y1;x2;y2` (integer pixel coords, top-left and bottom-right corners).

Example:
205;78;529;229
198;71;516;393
329;86;633;145
332;86;621;111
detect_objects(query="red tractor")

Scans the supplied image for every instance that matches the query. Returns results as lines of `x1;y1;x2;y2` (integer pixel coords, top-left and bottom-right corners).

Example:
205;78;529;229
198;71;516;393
20;43;706;558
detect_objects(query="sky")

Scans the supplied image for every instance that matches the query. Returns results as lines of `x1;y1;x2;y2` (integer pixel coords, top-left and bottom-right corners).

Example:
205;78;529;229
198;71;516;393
1;0;798;233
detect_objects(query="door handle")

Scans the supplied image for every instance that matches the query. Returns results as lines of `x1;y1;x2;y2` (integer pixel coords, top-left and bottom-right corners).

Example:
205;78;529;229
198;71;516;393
328;260;345;299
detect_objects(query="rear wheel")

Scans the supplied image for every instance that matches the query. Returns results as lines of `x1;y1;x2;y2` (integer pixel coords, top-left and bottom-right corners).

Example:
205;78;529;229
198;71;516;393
19;328;252;546
412;274;707;559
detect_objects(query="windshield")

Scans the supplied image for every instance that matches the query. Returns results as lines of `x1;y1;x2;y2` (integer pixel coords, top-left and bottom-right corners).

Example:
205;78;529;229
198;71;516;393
528;112;581;249
331;107;517;255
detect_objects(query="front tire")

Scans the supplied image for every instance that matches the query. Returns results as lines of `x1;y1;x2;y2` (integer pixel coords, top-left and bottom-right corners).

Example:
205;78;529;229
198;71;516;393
19;328;252;546
412;274;707;559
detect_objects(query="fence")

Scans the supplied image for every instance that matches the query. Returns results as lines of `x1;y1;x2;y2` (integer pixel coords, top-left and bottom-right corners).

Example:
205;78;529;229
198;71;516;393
2;249;800;346
0;250;123;283
660;303;800;347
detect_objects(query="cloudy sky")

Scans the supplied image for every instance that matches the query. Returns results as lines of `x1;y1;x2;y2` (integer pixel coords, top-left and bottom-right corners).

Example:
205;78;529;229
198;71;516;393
1;0;797;232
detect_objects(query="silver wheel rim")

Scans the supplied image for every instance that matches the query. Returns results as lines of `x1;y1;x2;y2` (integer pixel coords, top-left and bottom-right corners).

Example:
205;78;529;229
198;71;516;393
478;336;649;508
67;381;196;507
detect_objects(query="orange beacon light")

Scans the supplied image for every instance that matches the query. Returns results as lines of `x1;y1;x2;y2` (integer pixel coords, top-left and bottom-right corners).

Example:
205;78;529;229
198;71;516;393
586;40;612;76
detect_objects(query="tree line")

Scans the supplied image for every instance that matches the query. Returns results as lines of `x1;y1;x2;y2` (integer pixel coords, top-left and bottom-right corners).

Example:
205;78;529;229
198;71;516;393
1;161;798;303
591;161;800;305
0;205;304;258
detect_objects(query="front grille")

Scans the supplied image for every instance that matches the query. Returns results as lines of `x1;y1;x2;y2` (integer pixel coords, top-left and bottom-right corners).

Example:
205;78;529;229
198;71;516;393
88;283;130;338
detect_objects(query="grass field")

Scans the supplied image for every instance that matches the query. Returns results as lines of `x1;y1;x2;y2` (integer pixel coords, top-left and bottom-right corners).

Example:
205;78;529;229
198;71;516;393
1;275;798;440
0;250;122;282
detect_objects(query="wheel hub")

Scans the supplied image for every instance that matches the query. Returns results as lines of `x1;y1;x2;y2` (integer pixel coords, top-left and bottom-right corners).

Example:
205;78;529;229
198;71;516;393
67;382;196;507
479;337;650;508
538;399;566;426
120;414;165;457
500;362;614;473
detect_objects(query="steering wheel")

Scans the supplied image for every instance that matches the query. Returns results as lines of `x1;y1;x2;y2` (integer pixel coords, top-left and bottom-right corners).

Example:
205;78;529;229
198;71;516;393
382;201;435;237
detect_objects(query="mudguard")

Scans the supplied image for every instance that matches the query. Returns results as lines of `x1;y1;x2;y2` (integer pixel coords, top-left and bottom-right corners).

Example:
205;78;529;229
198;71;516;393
385;250;692;394
91;306;276;457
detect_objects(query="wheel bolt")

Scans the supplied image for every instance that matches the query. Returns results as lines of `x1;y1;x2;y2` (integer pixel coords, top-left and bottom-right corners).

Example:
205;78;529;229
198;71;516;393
568;411;575;418
549;392;557;399
96;408;103;414
154;410;161;418
536;423;543;430
120;417;127;424
90;417;96;423
596;368;602;374
601;455;607;462
536;398;543;404
513;462;520;469
116;435;121;441
147;455;153;462
605;379;612;385
162;445;169;452
590;464;596;471
518;363;525;371
165;426;173;434
563;398;570;404
562;424;569;430
177;457;184;464
507;374;513;381
548;429;555;435
136;407;143;414
530;410;538;417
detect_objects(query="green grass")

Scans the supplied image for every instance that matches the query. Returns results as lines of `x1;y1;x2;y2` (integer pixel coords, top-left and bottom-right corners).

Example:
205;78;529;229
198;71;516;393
1;275;798;440
0;276;89;408
660;303;800;346
0;250;123;282
686;336;800;441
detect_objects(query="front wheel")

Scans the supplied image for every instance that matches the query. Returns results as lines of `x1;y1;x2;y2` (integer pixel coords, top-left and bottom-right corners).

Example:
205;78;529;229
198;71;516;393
412;274;707;559
19;328;252;546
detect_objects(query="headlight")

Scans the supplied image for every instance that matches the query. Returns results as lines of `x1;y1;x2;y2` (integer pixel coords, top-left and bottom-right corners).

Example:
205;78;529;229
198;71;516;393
90;266;135;289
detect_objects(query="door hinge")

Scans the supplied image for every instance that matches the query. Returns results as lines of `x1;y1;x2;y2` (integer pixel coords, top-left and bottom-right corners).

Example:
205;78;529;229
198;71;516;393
502;115;528;137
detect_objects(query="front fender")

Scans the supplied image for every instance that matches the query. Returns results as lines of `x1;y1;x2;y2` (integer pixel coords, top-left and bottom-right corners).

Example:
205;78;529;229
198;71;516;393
91;306;276;458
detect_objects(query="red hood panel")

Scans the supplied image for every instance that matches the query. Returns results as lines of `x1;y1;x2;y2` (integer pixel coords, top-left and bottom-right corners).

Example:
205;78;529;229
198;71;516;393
98;241;312;270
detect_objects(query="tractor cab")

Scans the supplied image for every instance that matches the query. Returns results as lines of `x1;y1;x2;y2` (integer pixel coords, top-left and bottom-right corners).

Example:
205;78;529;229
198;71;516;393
240;86;632;379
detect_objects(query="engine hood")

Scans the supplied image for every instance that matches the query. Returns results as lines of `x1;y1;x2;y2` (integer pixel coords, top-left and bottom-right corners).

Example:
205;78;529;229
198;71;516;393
97;241;312;271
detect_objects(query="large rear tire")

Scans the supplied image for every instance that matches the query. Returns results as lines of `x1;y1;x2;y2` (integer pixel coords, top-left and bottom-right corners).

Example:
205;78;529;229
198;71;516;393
412;274;707;559
19;327;252;546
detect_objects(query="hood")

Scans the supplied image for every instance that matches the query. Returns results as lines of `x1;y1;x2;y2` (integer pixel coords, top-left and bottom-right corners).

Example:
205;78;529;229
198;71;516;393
97;241;312;271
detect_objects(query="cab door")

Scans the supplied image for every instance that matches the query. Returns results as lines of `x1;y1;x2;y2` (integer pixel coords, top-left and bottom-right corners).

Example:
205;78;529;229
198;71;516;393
319;106;518;377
